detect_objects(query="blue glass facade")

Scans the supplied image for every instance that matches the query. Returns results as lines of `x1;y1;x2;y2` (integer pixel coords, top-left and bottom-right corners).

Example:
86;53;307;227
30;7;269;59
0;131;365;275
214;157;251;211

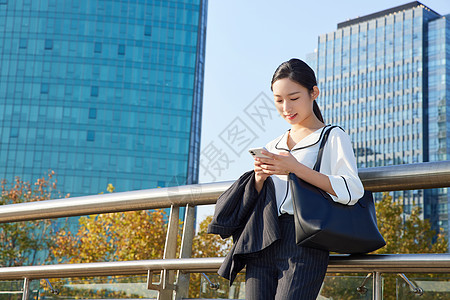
427;15;450;236
0;0;207;196
308;2;450;236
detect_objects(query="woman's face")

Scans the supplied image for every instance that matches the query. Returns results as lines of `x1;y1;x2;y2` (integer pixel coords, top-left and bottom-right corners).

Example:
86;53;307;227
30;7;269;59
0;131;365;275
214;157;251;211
272;78;318;126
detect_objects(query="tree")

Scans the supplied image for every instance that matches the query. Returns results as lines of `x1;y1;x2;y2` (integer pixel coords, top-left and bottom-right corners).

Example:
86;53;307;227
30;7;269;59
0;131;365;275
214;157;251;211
51;207;233;298
320;192;448;300
375;192;447;254
0;171;68;267
374;192;448;300
192;216;232;259
51;209;169;263
49;195;171;298
189;215;233;298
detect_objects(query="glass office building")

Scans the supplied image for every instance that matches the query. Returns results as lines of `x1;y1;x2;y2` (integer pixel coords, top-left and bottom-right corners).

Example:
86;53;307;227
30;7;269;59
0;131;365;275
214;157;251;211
308;2;450;235
0;0;207;196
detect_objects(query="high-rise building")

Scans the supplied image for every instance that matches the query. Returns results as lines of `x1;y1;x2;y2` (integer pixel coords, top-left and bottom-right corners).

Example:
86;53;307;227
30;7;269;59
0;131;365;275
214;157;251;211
0;0;207;196
307;2;449;235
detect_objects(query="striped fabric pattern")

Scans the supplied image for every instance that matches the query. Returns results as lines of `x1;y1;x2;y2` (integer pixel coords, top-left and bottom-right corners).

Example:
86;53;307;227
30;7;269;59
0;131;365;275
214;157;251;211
244;214;329;300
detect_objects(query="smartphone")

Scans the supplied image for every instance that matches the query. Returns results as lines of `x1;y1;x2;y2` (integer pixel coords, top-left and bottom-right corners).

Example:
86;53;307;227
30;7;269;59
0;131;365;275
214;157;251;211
248;147;271;159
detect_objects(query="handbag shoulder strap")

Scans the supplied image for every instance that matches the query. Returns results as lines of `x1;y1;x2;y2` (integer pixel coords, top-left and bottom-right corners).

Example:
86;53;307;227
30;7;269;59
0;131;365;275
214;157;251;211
313;125;343;172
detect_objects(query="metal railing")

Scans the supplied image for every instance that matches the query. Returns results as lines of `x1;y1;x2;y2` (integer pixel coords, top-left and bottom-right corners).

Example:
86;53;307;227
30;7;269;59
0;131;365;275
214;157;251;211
0;161;449;300
1;254;450;279
1;161;449;224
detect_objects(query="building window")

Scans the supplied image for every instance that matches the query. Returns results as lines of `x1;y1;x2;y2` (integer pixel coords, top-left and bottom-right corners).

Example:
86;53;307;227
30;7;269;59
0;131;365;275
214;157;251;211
45;39;53;50
91;86;98;97
89;108;97;119
135;157;143;167
41;83;49;94
157;180;165;188
144;25;152;36
94;42;102;53
111;134;118;144
87;130;95;141
118;44;125;55
19;38;27;49
10;128;18;138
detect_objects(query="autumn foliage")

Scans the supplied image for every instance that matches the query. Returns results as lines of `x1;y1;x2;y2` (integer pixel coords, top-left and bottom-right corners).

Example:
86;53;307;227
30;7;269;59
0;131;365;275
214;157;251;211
189;215;233;298
373;192;448;300
320;192;448;300
0;171;69;267
51;209;169;263
375;192;447;254
192;215;232;259
50;212;233;298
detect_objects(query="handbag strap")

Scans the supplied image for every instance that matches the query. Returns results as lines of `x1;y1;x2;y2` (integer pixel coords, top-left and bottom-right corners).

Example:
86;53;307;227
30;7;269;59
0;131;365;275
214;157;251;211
312;125;342;172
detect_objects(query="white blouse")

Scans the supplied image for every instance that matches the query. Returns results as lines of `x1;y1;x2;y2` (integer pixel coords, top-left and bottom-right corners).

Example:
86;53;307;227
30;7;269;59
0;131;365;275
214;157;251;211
265;125;365;215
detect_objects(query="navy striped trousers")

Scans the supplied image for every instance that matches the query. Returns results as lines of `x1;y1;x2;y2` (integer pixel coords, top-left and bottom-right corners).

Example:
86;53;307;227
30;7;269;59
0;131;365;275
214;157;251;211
244;214;329;300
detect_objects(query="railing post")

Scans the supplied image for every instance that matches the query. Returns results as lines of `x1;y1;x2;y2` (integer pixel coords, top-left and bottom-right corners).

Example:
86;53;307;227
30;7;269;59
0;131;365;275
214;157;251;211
157;205;180;300
175;204;196;299
372;271;382;300
22;278;30;300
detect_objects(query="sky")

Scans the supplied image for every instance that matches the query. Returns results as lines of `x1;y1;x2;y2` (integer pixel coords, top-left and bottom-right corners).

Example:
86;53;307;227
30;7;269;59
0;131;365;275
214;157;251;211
196;0;450;222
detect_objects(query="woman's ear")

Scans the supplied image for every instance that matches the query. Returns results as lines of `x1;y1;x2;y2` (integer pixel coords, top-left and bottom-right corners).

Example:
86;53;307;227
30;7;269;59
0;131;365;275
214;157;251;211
312;86;320;100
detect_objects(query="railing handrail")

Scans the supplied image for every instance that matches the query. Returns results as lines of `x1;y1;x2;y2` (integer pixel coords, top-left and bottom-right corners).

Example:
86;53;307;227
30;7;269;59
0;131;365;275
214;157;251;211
0;254;449;280
1;161;449;223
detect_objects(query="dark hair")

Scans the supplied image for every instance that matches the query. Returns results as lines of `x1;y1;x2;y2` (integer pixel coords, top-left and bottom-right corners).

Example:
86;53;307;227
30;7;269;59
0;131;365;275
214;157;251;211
271;58;324;123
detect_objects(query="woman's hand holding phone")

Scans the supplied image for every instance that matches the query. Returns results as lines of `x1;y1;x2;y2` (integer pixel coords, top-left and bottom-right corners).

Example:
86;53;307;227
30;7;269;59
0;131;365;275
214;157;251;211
251;148;299;177
249;147;273;193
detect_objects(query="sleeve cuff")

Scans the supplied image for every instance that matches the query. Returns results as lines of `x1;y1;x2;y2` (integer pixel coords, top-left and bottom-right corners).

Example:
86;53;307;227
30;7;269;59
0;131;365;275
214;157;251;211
327;175;357;205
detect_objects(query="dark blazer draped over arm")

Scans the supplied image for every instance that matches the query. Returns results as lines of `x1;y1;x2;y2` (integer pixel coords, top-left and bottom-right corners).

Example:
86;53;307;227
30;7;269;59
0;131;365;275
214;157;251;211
207;170;280;284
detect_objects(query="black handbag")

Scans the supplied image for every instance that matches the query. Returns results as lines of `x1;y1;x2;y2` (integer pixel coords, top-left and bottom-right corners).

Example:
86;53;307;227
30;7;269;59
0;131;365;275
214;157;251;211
289;126;386;254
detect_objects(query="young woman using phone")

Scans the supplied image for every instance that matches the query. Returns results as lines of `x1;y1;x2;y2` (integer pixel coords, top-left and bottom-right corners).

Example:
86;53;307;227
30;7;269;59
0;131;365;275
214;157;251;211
247;58;364;299
209;58;364;300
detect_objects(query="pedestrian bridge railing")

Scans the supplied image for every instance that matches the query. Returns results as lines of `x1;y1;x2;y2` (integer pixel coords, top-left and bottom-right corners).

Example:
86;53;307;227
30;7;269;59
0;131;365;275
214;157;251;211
0;161;450;300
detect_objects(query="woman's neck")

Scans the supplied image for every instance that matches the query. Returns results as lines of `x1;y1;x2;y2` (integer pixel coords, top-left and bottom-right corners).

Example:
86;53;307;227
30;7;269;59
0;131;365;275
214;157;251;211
290;116;324;133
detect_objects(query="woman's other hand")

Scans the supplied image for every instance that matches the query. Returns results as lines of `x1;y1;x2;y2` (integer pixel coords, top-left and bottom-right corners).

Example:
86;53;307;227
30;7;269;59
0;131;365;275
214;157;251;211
253;156;272;193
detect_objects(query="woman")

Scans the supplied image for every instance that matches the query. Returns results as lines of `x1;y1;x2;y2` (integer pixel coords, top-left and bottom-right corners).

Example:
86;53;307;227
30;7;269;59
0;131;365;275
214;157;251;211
208;58;364;299
246;58;364;299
